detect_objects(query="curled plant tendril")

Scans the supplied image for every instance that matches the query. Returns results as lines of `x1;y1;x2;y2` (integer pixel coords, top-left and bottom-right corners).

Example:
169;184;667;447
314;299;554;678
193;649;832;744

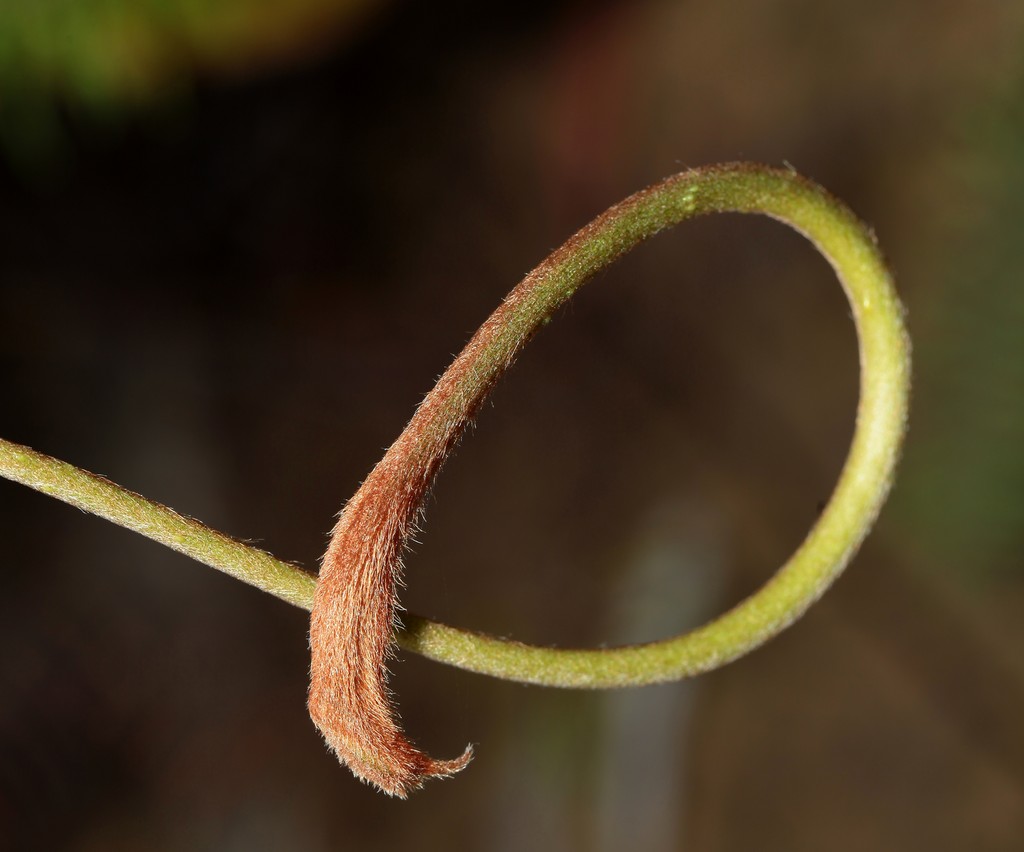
308;163;911;795
0;164;910;800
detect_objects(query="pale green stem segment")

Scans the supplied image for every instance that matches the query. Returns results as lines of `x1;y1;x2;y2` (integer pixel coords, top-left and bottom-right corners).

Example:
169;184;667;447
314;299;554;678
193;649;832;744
0;164;909;689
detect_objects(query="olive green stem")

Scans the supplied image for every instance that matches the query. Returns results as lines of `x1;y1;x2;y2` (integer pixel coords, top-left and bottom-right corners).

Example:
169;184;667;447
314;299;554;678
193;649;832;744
0;163;909;689
0;437;318;608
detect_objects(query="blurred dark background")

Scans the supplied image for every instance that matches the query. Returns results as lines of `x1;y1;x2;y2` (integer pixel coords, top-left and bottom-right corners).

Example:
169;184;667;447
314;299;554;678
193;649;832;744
2;1;1023;849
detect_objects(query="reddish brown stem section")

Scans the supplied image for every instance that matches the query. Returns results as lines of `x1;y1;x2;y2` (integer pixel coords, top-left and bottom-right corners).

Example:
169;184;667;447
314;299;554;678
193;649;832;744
309;285;544;795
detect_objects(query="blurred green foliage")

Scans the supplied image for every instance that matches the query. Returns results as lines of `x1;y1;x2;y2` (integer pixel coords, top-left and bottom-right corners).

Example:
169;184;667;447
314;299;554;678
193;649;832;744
0;0;381;102
896;60;1024;582
0;0;382;167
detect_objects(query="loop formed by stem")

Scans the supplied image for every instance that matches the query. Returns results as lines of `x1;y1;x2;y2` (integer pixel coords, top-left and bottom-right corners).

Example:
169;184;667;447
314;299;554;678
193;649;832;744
0;163;910;691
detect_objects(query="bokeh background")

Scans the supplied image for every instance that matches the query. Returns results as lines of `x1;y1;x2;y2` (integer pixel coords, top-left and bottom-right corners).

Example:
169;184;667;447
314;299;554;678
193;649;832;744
2;1;1024;849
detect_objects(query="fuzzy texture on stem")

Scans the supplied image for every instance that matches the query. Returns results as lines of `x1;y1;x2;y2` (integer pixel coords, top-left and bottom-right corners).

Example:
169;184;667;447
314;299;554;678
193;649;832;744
0;163;910;799
0;438;318;606
307;163;910;795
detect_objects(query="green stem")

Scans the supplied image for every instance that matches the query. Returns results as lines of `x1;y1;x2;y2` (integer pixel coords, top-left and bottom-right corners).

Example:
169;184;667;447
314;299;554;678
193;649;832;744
0;163;909;689
0;438;318;608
